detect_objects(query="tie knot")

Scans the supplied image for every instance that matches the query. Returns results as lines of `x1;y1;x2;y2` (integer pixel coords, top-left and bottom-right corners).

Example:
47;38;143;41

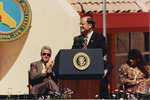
44;63;47;66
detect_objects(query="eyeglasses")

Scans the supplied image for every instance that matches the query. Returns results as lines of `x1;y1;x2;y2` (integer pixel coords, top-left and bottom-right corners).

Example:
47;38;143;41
42;53;51;56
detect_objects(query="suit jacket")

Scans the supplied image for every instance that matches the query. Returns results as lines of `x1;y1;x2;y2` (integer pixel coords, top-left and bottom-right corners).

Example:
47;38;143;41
103;60;113;74
30;60;53;85
30;60;57;94
72;32;107;56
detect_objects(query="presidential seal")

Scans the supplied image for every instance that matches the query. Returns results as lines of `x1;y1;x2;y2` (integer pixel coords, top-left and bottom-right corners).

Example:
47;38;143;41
73;52;90;70
0;0;32;43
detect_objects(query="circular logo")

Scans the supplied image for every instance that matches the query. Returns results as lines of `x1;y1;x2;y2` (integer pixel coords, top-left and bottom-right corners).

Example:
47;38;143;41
73;52;90;70
0;0;32;43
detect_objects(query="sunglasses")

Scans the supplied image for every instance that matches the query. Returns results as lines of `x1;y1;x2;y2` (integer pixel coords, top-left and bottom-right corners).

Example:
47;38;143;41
42;53;51;56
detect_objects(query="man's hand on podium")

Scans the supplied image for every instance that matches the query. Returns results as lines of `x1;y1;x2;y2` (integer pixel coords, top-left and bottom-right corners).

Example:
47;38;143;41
103;69;108;78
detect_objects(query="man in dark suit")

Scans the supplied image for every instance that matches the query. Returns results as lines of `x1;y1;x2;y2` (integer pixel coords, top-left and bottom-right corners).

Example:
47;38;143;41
30;46;59;95
72;16;107;56
100;60;113;99
72;16;113;98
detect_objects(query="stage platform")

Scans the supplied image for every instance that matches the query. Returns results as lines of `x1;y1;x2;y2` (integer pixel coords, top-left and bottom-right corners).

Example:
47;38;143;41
0;94;53;99
0;93;149;99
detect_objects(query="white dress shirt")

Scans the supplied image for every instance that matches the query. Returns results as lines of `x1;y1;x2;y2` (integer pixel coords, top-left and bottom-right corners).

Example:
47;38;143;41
86;31;93;45
42;61;46;74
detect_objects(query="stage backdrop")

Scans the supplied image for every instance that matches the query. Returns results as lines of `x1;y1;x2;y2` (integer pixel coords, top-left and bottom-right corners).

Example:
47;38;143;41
0;0;80;94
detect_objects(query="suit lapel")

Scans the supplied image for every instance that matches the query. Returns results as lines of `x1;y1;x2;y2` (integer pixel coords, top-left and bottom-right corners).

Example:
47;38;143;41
37;60;43;72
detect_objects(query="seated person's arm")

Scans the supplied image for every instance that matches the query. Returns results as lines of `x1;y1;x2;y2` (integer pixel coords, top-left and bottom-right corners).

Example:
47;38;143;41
124;79;137;85
137;78;150;83
30;63;47;83
119;65;138;85
45;60;58;83
119;67;126;85
138;65;150;83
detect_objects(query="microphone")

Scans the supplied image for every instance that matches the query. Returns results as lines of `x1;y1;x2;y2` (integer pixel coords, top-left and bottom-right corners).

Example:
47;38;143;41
73;36;84;49
74;36;79;42
79;36;84;43
73;36;80;48
78;36;84;49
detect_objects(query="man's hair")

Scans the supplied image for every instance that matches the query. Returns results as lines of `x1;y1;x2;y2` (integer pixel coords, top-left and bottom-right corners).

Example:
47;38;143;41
85;16;95;29
41;46;52;53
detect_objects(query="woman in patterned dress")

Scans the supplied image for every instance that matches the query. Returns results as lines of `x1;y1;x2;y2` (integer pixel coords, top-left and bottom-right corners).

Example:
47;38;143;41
119;49;150;93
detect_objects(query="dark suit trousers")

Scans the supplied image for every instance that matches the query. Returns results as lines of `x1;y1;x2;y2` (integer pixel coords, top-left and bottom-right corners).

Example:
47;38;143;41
99;76;109;99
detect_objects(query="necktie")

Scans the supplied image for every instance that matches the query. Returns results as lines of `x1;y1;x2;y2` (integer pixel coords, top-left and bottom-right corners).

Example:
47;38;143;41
82;35;88;49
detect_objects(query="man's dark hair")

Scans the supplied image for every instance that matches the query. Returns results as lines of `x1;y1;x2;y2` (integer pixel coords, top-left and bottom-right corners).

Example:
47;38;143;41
86;16;95;29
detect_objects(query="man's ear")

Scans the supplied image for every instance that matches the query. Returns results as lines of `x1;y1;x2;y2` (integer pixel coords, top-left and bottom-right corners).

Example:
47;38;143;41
88;24;92;29
137;58;140;62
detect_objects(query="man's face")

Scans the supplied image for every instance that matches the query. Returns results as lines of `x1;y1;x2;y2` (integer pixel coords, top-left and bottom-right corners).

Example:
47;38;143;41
41;49;51;63
80;17;92;34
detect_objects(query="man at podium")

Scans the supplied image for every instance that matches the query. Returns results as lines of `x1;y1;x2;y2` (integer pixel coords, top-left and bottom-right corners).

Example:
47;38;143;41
72;16;107;56
72;16;113;98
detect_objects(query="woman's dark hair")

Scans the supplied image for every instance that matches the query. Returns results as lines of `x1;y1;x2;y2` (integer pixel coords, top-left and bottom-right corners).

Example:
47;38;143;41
127;49;149;78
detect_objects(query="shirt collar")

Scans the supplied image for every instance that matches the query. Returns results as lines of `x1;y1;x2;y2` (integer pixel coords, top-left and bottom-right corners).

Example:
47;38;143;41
86;31;93;44
41;60;46;66
87;31;93;39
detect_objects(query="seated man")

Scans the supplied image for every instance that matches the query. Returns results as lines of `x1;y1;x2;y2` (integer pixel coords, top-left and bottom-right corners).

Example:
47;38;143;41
30;46;59;95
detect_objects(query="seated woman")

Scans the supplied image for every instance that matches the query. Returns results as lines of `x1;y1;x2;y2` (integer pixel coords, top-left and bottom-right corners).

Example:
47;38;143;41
119;49;150;93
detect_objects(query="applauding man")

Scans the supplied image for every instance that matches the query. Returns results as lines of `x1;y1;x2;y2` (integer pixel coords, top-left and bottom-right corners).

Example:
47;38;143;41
30;46;59;95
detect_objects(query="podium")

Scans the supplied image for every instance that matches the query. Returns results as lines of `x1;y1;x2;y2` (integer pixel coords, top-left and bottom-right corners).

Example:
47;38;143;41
54;49;104;99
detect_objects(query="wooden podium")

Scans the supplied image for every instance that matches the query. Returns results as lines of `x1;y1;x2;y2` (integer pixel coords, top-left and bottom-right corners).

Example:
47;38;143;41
54;49;104;99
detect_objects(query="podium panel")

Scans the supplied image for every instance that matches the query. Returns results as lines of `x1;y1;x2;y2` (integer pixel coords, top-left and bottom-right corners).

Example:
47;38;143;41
54;49;104;99
54;49;104;80
62;80;101;99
